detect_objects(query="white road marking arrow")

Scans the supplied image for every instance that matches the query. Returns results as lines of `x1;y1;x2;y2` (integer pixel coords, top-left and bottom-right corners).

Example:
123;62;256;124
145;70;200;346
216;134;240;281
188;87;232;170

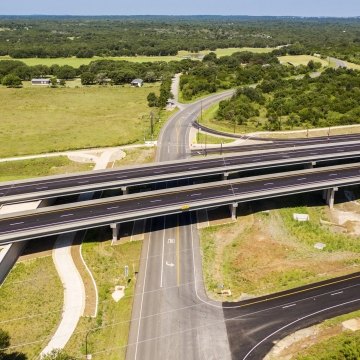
166;261;175;267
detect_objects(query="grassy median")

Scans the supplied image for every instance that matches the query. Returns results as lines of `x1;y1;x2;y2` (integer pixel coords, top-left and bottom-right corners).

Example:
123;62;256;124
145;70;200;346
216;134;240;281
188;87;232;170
65;228;142;360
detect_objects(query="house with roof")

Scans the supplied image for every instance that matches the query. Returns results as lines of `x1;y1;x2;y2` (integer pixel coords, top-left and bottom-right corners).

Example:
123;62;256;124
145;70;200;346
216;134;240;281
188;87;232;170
131;78;144;87
31;78;51;86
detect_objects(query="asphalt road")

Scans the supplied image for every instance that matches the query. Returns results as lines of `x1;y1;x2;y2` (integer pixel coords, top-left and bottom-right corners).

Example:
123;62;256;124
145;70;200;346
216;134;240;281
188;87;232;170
224;272;360;359
127;91;235;360
192;132;360;155
1;164;360;239
2;138;360;204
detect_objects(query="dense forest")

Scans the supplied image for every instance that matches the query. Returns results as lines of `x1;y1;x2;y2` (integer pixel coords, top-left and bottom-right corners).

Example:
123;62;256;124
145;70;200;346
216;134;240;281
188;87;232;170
0;16;360;63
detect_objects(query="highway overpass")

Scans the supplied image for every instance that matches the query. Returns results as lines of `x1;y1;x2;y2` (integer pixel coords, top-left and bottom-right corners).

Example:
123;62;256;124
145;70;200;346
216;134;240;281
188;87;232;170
1;141;360;204
1;163;359;244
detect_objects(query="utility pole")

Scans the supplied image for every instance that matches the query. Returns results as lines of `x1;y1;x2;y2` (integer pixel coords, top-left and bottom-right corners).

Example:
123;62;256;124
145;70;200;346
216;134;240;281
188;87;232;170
204;134;207;156
150;112;154;140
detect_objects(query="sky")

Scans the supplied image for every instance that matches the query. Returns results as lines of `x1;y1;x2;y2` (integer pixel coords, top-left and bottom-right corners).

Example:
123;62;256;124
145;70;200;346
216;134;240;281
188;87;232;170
0;0;360;17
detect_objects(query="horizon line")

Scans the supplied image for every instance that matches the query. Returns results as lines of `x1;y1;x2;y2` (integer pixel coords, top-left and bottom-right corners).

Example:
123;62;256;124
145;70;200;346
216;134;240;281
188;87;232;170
0;14;359;18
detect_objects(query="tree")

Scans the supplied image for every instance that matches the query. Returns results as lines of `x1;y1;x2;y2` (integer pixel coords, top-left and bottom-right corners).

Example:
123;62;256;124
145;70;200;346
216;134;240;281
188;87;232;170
0;329;27;360
40;349;75;360
81;72;96;85
0;329;10;356
147;92;158;107
1;74;22;88
55;66;76;80
50;77;58;87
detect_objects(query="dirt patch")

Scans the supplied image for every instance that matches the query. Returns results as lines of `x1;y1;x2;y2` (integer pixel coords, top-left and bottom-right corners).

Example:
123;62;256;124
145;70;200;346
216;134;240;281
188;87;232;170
200;197;359;300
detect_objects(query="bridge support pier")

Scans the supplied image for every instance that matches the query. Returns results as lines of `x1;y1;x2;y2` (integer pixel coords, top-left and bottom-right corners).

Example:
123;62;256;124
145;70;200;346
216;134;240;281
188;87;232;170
222;172;229;181
305;161;316;169
121;186;129;195
230;203;238;221
110;223;120;242
325;187;338;209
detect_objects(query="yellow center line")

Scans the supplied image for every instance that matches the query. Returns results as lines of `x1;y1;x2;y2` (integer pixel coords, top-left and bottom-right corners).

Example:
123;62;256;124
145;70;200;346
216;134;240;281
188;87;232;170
237;273;360;309
176;214;180;286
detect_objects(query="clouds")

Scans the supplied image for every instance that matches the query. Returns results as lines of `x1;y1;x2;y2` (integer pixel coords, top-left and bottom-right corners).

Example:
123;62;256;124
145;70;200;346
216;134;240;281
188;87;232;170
0;0;359;17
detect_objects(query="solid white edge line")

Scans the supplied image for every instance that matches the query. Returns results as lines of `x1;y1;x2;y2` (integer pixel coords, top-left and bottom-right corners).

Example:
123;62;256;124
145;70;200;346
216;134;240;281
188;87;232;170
134;218;152;360
242;298;360;360
160;217;166;288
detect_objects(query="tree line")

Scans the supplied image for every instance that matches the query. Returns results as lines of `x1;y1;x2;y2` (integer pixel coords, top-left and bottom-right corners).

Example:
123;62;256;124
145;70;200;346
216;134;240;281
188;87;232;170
0;16;360;62
215;67;360;131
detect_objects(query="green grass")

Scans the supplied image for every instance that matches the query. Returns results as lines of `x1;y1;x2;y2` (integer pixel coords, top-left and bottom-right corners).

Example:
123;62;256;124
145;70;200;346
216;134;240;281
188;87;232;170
196;132;235;144
0;256;63;359
200;196;360;300
295;331;360;360
279;205;360;253
0;84;160;157
278;55;329;67
0;157;93;182
198;102;258;134
65;228;142;360
0;48;275;68
114;147;156;167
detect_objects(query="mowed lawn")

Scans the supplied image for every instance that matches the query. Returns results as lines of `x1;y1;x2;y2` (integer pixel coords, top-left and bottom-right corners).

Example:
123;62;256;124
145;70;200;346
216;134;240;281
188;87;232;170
0;85;159;158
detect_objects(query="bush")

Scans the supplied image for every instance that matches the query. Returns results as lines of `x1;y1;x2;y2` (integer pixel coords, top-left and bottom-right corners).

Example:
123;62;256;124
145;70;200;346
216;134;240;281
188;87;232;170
1;74;22;88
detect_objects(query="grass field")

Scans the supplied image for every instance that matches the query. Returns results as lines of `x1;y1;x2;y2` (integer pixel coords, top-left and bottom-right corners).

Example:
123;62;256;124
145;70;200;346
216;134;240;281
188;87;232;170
196;132;235;144
65;228;142;360
0;85;160;158
114;147;156;167
278;55;329;67
200;195;360;300
0;157;93;182
0;48;275;68
0;256;63;359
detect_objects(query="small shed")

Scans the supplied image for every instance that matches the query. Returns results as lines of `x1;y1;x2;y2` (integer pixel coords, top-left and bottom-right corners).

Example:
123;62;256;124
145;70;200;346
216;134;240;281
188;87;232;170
131;78;144;87
31;78;51;86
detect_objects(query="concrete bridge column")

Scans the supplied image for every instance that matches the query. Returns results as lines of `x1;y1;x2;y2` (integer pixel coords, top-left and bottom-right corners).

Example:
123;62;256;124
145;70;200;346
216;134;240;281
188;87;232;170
326;187;338;209
230;203;238;221
305;161;316;169
110;223;120;242
121;186;129;195
222;172;229;181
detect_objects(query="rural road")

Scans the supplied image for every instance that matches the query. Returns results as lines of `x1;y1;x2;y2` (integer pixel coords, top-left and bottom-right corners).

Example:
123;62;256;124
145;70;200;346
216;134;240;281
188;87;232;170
126;90;234;360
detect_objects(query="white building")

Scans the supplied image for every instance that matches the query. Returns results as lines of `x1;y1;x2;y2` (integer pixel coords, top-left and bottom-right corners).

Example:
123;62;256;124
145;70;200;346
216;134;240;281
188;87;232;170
31;78;51;86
